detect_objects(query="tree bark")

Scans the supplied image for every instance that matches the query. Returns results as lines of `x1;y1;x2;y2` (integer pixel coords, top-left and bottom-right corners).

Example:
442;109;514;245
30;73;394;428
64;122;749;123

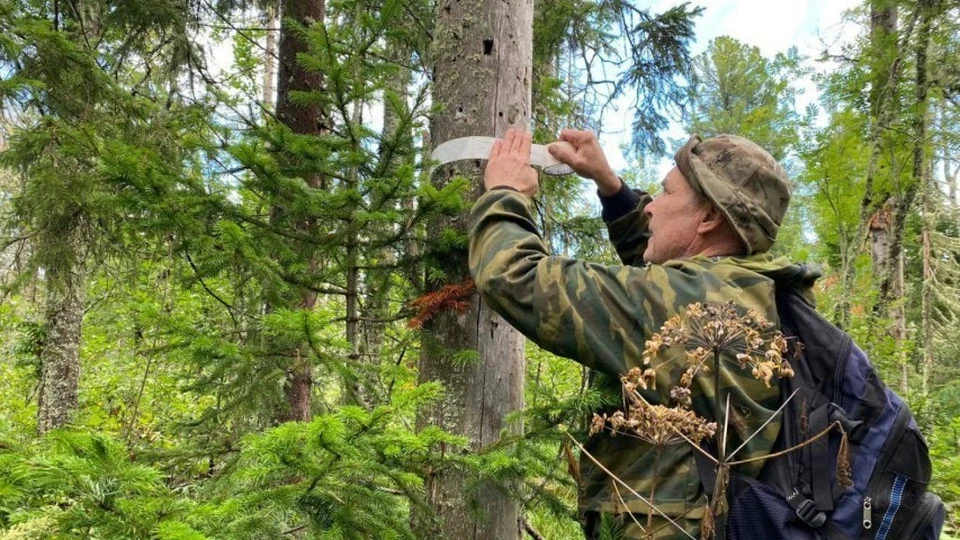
416;0;532;535
837;0;904;328
37;222;88;434
35;0;99;435
262;4;280;110
921;178;933;395
346;44;417;407
276;0;325;139
878;0;932;308
896;249;908;394
344;97;362;405
273;0;326;422
868;200;909;394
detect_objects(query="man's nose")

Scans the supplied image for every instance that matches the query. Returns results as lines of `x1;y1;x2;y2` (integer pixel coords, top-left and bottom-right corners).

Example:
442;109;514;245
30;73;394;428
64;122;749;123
643;199;655;217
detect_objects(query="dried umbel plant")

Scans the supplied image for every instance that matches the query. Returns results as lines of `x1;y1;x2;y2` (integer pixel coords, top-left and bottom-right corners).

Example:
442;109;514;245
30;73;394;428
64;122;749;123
589;369;718;447
588;301;801;540
579;301;855;540
643;301;794;408
643;301;796;539
587;365;718;538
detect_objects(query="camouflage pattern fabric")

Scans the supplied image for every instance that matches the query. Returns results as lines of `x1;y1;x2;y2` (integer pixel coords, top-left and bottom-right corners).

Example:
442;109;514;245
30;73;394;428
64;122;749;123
468;189;820;539
674;134;792;255
583;511;702;540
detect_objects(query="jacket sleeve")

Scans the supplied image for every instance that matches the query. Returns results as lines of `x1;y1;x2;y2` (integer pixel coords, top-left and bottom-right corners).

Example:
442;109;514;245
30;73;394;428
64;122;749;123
595;182;653;267
605;192;653;267
468;190;670;376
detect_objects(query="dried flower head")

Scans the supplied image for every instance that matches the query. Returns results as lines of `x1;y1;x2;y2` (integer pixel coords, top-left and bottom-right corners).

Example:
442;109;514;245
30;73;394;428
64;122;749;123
641;300;795;394
621;366;658;394
670;386;692;408
590;401;717;447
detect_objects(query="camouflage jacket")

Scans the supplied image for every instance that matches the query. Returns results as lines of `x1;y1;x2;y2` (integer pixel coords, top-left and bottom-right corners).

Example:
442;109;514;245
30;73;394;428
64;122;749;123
468;188;820;536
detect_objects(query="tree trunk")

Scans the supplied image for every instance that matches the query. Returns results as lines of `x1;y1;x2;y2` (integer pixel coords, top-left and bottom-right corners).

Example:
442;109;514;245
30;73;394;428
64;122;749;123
869;202;893;278
939;99;956;209
896;250;908;394
346;44;417;407
36;0;99;435
945;139;958;209
837;0;903;328
948;162;958;209
416;0;532;535
344;97;362;405
867;200;909;394
276;0;325;139
878;0;932;309
914;0;936;395
921;178;933;395
273;0;326;422
37;223;88;434
262;4;280;110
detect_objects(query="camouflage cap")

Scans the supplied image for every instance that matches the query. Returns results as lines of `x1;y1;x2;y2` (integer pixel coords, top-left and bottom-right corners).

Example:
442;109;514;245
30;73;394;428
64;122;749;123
674;134;791;255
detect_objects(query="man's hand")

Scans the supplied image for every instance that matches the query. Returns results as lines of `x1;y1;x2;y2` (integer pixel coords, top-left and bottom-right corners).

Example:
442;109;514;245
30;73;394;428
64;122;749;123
547;129;621;196
484;129;539;197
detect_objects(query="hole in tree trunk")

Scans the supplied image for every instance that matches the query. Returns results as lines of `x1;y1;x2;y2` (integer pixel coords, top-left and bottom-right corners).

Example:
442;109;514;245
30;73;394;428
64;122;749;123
483;39;494;55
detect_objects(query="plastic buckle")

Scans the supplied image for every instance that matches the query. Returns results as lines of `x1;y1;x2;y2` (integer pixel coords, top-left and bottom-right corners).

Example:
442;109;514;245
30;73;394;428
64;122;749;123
796;498;828;528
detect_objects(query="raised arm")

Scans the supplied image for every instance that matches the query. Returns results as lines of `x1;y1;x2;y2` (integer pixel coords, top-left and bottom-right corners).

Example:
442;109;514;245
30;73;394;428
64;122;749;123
547;129;653;266
468;189;662;375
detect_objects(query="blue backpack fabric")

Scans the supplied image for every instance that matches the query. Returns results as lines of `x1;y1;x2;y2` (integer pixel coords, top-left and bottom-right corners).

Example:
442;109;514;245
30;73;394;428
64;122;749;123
706;288;946;540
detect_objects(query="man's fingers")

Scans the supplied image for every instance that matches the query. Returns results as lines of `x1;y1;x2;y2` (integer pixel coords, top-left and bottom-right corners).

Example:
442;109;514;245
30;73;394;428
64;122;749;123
508;128;524;153
559;129;595;146
548;142;578;165
521;131;532;160
489;139;502;159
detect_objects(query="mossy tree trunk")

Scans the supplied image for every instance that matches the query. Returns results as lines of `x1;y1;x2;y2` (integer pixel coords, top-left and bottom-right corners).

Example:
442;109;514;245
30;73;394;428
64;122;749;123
35;0;100;435
37;221;89;434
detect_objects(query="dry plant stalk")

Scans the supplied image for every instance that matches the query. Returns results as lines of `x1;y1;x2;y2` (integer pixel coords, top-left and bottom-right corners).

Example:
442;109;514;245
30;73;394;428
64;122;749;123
586;301;804;540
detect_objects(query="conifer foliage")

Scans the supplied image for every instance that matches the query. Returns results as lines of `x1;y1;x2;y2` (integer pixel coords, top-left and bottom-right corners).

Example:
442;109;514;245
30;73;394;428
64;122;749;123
2;0;959;537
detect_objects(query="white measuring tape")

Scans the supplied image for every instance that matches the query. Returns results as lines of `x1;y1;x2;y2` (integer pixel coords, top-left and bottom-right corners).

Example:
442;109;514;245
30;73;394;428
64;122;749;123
431;136;575;176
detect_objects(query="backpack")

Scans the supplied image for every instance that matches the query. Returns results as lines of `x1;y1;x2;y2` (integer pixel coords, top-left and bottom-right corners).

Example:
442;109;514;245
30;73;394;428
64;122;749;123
699;288;946;540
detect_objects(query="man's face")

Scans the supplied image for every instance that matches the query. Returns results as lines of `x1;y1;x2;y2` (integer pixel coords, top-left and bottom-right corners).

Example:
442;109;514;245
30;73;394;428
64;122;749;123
642;167;709;264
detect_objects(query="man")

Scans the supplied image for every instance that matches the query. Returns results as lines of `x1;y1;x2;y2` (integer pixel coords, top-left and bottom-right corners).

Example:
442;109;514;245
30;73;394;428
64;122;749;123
469;128;820;538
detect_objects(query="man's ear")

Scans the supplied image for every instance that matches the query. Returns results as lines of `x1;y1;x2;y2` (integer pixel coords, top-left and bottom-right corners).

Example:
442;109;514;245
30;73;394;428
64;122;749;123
697;205;726;235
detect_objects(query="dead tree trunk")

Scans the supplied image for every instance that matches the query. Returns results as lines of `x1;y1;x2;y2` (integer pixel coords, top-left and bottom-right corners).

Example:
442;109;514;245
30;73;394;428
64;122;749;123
416;0;532;535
